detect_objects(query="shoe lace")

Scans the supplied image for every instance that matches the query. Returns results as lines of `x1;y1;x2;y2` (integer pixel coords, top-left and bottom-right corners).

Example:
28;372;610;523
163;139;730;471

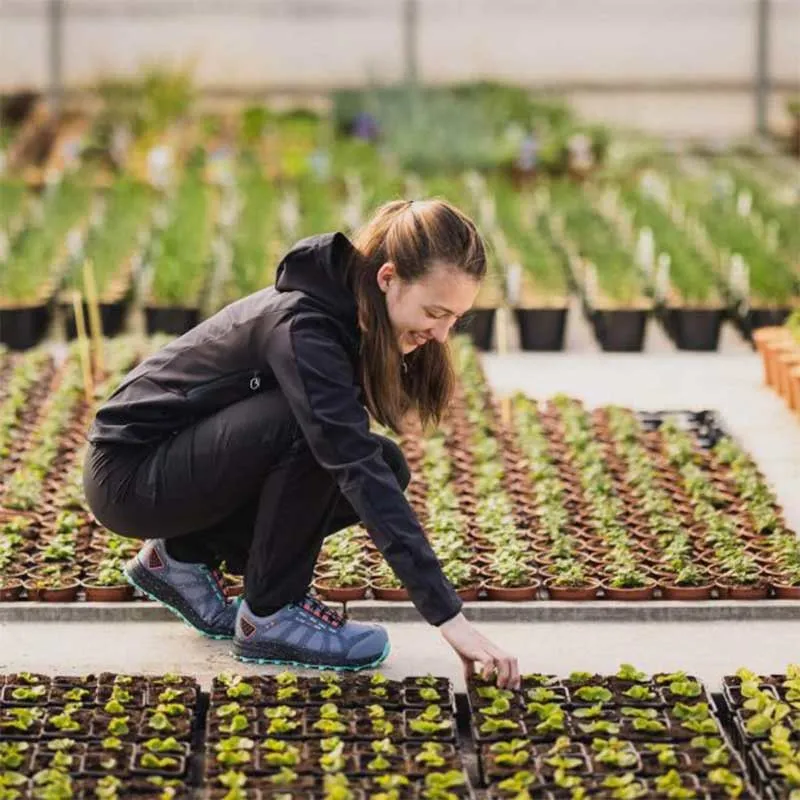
298;594;345;629
204;566;228;601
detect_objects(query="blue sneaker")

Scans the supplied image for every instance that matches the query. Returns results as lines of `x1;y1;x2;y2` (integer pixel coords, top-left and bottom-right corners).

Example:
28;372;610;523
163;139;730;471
232;595;390;670
124;539;240;639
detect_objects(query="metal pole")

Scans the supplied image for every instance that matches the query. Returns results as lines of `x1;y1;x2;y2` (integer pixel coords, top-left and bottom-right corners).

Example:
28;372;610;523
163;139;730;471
403;0;418;88
755;0;771;136
48;0;64;116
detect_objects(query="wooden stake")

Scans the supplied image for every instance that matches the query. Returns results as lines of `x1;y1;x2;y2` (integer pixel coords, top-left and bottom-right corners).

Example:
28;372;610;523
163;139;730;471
71;291;94;405
495;305;513;426
82;258;105;379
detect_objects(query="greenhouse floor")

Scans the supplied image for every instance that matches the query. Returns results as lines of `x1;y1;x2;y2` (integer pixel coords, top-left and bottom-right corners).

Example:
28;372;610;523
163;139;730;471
3;308;800;686
1;618;795;691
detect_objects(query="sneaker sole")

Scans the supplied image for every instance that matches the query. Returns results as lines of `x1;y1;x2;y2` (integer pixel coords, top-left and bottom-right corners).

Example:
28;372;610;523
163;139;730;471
230;641;391;672
124;560;234;641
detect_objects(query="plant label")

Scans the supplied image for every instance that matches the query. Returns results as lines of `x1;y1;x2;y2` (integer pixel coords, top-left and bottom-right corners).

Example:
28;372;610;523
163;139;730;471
219;195;240;230
44;169;62;192
148;145;174;188
208;147;234;187
342;199;362;233
533;185;550;213
480;195;497;229
506;263;523;306
66;227;84;260
636;228;656;276
64;137;82;169
736;190;752;217
655;253;671;300
309;149;331;181
729;254;750;303
111;125;132;166
279;193;300;238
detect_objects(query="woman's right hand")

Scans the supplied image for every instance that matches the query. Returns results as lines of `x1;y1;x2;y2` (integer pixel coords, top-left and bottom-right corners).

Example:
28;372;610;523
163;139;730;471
439;612;520;690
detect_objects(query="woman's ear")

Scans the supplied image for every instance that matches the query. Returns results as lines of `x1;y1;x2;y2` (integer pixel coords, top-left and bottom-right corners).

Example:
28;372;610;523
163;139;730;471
376;261;396;294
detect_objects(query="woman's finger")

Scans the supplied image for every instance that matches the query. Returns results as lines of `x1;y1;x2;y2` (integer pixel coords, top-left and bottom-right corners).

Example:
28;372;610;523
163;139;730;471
509;656;521;690
495;655;512;689
461;656;475;685
480;656;496;681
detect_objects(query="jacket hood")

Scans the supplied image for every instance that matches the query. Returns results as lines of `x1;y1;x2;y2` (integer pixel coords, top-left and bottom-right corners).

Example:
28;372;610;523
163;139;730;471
275;232;358;322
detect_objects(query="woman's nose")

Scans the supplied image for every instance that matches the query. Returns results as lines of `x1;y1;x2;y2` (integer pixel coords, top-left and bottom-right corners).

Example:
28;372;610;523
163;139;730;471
432;318;455;343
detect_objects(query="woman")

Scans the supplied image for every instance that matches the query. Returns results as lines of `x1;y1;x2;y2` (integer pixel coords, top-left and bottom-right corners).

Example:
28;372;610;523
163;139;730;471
83;199;519;688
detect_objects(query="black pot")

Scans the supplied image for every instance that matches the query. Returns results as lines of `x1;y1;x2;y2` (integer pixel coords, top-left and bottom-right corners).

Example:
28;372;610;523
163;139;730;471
514;307;568;351
62;299;129;340
590;309;648;352
0;304;50;350
662;308;724;351
455;308;495;351
1;92;39;126
746;307;791;334
145;306;200;336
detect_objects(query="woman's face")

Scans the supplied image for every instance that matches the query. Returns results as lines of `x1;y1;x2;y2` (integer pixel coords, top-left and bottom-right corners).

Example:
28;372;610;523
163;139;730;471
377;261;480;354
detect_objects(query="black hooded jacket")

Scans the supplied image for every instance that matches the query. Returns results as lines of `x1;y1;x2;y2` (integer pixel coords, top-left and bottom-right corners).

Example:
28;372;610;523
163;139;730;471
87;232;463;626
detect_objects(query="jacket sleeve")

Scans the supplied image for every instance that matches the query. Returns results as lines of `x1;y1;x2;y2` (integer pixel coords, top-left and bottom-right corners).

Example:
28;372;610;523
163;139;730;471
263;311;463;627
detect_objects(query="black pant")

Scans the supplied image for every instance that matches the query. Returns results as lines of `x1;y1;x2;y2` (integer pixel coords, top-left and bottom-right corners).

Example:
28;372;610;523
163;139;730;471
83;388;410;615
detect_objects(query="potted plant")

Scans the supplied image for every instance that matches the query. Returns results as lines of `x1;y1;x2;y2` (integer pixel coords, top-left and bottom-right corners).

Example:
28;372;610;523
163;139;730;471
313;559;369;602
603;564;656;601
483;547;540;601
659;563;714;601
369;560;409;602
544;559;600;601
23;566;81;602
82;560;135;602
144;166;216;336
0;177;92;349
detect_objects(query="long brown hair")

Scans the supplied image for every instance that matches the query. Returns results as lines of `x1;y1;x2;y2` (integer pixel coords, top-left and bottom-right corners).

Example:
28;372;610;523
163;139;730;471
346;199;487;434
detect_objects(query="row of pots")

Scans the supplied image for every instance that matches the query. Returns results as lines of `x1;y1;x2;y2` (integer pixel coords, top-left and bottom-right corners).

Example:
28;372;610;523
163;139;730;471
754;325;800;414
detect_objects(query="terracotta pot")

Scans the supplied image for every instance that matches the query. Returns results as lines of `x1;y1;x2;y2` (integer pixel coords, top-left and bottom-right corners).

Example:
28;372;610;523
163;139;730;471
0;509;46;526
23;580;81;602
312;581;368;602
789;366;800;413
602;582;657;601
26;566;81;582
370;583;410;601
659;583;715;601
777;352;800;405
485;582;540;601
0;566;29;582
765;336;796;390
224;584;244;599
753;326;786;384
456;585;481;602
715;581;770;600
81;582;135;602
544;581;601;601
0;579;24;601
772;582;800;600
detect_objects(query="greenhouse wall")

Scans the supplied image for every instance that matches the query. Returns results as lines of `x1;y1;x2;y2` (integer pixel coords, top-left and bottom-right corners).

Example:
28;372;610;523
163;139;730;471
1;0;798;136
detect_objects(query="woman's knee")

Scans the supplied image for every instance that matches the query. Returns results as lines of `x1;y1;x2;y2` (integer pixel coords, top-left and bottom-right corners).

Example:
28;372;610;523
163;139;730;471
377;436;411;490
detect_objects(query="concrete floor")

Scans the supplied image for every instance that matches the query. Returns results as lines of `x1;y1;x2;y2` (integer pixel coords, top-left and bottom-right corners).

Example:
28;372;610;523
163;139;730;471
1;619;796;692
2;308;800;684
